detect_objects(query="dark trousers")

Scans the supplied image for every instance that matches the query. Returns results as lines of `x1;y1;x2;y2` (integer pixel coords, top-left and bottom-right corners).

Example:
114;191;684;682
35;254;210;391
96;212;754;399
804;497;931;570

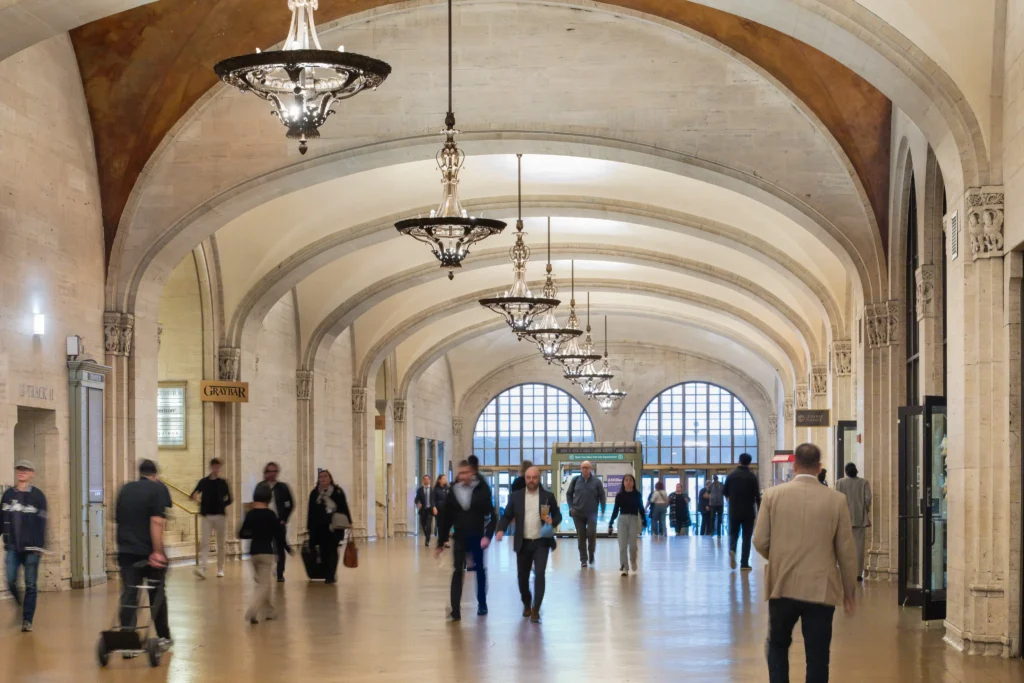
700;510;710;535
275;523;288;579
709;505;724;535
729;514;755;566
117;554;171;640
571;514;597;562
419;512;434;545
450;535;486;613
516;539;550;610
313;530;341;582
767;598;835;683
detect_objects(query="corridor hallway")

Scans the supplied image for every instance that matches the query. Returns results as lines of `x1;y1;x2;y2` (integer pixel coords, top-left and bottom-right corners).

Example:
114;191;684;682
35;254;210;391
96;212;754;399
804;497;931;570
4;536;1021;683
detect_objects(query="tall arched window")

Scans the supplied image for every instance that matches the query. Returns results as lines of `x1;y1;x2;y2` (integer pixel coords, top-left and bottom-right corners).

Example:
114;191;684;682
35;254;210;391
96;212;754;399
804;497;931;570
906;177;920;405
472;383;594;466
635;382;758;465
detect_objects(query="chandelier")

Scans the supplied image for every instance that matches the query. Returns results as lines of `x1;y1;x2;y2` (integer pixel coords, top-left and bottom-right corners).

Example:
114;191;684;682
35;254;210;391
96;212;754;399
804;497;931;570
214;0;392;155
589;316;627;411
394;0;505;279
518;220;584;355
563;294;612;390
479;155;559;332
550;286;602;375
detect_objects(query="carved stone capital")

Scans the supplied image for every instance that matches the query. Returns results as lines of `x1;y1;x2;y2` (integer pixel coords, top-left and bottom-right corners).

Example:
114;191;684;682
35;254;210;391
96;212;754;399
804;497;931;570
452;417;464;437
865;301;899;348
352;387;367;414
915;265;936;320
768;414;778;437
887;300;900;344
811;365;828;396
156;323;164;352
296;370;314;400
393;399;407;423
103;312;134;356
219;347;241;381
795;384;809;409
831;340;852;376
783;399;794;420
966;186;1004;260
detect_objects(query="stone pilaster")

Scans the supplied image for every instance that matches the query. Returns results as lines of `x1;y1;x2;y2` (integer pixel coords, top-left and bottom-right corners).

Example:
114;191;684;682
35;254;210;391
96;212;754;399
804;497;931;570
392;399;409;535
351;386;370;539
452;416;464;463
944;187;1019;656
782;399;794;449
103;312;134;574
810;364;831;478
830;340;855;444
295;370;314;538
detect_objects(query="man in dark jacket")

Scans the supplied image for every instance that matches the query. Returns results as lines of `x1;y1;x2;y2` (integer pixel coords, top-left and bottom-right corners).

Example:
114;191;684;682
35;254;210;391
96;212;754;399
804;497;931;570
262;462;294;582
435;459;496;620
723;452;762;570
414;474;434;547
496;466;561;623
190;458;233;579
697;485;711;535
1;460;47;632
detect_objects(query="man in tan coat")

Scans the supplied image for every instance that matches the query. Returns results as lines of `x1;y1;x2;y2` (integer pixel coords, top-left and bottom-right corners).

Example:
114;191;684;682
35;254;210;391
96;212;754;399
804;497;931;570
753;443;858;683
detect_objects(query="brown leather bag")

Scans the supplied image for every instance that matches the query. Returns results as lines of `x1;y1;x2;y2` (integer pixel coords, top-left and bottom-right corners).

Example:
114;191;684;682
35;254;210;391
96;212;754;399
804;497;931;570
343;538;358;569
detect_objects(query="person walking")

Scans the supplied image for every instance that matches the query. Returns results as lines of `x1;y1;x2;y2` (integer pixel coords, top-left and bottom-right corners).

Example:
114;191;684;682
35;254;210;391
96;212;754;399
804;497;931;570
608;474;646;575
262;462;294;582
668;483;690;536
817;469;828;486
240;483;279;624
435;459;496;620
723;452;761;570
707;474;725;536
648;481;669;537
509;460;532;493
414;475;434;547
115;460;173;652
835;462;872;581
566;461;606;568
698;483;710;535
495;466;561;623
753;443;858;683
432;474;450;548
1;460;47;632
307;470;351;585
191;458;233;579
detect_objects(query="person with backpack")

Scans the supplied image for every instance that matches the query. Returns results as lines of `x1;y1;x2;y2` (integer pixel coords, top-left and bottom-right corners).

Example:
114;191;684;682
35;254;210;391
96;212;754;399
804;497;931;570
2;460;47;632
565;461;606;568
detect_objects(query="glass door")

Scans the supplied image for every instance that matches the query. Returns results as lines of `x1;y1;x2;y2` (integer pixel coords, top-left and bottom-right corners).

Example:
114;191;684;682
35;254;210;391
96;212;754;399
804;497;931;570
898;406;924;607
923;399;948;621
835;421;857;477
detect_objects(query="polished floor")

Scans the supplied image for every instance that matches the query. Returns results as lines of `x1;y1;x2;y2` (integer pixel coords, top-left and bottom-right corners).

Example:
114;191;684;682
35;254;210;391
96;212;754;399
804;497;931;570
3;535;1023;682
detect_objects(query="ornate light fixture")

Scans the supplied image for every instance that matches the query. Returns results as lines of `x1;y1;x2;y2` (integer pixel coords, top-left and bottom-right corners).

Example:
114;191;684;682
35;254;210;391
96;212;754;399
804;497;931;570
394;0;505;279
590;316;627;411
551;288;603;375
564;294;612;390
214;0;391;155
520;252;584;358
479;155;560;333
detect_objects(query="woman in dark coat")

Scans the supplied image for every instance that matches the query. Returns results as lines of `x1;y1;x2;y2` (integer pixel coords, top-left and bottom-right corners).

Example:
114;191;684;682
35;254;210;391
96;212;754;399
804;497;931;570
668;483;691;535
432;474;451;548
307;469;351;584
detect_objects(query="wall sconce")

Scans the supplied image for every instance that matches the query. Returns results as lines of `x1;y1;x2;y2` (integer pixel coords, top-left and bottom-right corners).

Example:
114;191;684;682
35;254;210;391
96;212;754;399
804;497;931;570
33;313;45;336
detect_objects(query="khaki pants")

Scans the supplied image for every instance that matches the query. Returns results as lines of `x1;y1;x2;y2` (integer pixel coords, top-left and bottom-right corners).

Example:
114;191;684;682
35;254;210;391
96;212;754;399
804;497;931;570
617;514;641;569
852;526;866;577
246;555;276;621
199;514;227;572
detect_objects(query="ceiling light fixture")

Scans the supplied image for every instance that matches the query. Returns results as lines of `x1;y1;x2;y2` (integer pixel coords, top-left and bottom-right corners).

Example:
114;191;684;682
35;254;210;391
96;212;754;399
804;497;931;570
550;286;602;375
479;155;560;333
563;294;612;390
590;316;627;411
214;0;391;155
518;221;583;356
394;0;505;279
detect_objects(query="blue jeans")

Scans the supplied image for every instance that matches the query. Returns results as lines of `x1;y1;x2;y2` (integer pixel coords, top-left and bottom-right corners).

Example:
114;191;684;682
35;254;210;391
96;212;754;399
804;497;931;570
451;535;486;613
5;549;40;623
651;505;668;536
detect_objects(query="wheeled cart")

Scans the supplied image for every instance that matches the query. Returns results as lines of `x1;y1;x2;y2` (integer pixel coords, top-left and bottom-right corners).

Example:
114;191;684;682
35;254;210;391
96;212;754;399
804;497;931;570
96;560;166;668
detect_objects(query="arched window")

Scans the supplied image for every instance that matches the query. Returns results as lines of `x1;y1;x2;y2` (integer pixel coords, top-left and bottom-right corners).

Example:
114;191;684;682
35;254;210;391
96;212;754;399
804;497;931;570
634;382;758;465
472;383;594;466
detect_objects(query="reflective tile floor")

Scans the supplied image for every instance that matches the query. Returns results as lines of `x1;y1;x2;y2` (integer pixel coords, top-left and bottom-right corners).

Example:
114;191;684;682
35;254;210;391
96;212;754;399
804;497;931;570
3;535;1023;682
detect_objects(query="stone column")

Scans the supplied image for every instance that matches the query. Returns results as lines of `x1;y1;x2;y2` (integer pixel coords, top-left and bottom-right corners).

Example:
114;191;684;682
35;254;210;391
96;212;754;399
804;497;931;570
944;188;1020;656
452;417;464;465
782;399;794;449
392;399;408;535
810;364;830;475
916;264;944;397
794;382;810;445
295;370;314;539
351;386;370;539
103;312;134;574
217;346;244;557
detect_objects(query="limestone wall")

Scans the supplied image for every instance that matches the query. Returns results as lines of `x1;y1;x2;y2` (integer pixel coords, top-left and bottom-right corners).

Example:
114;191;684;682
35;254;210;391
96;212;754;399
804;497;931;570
407;357;454;534
0;34;105;591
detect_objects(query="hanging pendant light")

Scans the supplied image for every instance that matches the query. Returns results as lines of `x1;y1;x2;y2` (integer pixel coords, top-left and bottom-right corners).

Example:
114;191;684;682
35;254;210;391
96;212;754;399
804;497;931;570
214;0;391;155
551;287;602;375
394;0;505;279
590;315;627;411
518;220;584;356
479;155;560;332
564;294;613;389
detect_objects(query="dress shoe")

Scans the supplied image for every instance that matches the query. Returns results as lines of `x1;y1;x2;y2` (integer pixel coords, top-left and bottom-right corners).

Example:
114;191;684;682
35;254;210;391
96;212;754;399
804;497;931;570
530;609;541;624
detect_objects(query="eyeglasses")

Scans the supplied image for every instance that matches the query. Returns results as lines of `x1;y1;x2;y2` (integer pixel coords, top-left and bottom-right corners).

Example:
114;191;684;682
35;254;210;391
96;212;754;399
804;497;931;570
265;469;279;474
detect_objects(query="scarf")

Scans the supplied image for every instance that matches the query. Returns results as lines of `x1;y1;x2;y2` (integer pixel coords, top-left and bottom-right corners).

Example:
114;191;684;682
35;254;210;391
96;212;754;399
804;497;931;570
453;476;479;511
317;486;337;515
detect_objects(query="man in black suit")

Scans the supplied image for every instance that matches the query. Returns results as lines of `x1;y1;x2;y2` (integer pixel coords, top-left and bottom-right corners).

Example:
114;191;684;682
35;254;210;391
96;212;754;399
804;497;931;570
723;452;762;570
496;466;561;623
414;474;434;547
262;462;294;582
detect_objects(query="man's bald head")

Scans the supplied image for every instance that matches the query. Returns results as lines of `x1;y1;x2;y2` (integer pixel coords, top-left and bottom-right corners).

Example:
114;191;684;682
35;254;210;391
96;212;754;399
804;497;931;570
581;461;592;478
525;466;541;491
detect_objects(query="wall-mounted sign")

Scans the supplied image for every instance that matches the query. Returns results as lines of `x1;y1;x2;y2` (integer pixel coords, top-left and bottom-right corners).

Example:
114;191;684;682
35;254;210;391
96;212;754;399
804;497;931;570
567;453;625;461
200;380;249;403
19;384;54;401
795;409;831;428
157;383;186;448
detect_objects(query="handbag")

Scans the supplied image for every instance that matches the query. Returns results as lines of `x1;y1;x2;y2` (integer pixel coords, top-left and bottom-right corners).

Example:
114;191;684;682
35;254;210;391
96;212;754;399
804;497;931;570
331;512;351;531
343;537;358;569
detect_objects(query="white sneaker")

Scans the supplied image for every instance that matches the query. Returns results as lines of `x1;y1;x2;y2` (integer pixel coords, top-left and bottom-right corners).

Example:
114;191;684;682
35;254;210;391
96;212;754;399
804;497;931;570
194;567;206;579
730;550;738;570
620;567;628;576
216;569;225;578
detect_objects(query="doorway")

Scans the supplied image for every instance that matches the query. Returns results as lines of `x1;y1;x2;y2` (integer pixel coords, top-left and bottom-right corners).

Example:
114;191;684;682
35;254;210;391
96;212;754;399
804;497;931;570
13;407;59;590
835;421;857;478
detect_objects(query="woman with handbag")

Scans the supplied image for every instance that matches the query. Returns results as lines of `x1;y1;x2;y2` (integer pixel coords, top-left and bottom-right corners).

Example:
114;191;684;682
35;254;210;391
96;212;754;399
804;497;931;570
307;470;351;584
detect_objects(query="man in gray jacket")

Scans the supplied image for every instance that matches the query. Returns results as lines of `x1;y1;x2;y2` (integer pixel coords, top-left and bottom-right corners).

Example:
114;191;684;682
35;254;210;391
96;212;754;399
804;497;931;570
566;461;606;568
835;462;872;581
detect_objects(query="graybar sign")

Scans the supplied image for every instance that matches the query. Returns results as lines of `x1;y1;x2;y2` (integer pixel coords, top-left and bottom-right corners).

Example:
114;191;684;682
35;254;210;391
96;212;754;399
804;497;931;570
795;409;831;428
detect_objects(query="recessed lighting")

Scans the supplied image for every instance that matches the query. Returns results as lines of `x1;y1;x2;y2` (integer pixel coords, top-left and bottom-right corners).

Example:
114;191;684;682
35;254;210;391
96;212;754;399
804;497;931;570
33;313;45;336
